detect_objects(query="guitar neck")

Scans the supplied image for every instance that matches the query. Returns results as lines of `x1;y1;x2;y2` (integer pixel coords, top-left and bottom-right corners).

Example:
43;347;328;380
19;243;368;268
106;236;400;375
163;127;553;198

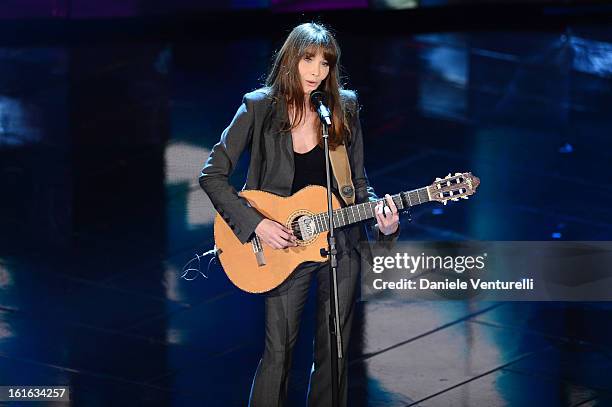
311;186;431;233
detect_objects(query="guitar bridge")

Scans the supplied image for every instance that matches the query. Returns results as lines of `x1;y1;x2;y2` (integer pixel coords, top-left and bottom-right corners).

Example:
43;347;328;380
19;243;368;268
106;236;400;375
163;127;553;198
251;236;266;267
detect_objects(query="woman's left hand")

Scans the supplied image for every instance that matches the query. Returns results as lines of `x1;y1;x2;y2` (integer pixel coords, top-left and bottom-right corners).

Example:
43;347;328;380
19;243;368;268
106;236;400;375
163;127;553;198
375;194;400;235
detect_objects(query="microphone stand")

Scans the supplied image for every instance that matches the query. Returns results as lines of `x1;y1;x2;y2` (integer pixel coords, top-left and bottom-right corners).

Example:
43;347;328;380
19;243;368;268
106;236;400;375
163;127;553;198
320;120;342;407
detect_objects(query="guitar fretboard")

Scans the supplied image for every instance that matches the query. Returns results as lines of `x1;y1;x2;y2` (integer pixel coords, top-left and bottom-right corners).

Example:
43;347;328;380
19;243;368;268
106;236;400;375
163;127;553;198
310;187;430;234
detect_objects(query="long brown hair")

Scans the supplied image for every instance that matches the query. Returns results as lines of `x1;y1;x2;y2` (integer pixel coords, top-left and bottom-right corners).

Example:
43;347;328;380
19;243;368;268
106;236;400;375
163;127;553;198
265;23;352;148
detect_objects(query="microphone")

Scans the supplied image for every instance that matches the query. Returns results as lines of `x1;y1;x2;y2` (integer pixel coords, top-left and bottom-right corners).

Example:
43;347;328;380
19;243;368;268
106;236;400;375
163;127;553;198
310;90;332;126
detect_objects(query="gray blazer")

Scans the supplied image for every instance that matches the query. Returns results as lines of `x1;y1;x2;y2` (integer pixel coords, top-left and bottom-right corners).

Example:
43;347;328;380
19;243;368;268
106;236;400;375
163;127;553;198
199;87;399;247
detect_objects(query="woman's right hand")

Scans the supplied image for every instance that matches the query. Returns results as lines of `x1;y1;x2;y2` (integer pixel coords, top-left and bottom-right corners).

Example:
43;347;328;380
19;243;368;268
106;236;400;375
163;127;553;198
255;219;298;249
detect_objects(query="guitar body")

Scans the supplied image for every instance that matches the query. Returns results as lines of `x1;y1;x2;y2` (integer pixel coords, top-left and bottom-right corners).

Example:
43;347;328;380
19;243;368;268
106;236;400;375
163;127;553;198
214;185;342;293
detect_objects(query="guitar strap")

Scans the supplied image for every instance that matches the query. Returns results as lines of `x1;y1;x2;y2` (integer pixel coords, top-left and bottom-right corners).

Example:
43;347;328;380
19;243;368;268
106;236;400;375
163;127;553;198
329;143;355;206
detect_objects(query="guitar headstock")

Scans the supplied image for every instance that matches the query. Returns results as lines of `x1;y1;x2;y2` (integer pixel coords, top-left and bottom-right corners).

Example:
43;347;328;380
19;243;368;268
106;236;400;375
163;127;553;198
429;172;480;205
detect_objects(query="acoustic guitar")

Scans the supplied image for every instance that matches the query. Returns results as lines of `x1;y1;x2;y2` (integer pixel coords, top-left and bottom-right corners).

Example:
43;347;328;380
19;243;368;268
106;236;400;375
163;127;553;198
214;172;480;293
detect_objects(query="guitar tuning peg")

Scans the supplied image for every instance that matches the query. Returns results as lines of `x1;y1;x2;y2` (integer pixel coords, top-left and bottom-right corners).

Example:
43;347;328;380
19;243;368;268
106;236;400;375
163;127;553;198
451;198;459;201
435;177;442;181
446;173;451;178
442;200;448;206
454;172;462;176
462;196;469;199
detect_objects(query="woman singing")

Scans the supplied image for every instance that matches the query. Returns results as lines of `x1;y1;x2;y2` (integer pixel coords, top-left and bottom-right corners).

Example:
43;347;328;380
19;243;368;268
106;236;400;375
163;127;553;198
199;22;400;407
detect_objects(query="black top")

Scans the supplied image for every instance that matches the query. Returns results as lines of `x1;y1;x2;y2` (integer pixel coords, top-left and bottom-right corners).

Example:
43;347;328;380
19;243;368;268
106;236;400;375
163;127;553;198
291;145;326;194
291;145;334;194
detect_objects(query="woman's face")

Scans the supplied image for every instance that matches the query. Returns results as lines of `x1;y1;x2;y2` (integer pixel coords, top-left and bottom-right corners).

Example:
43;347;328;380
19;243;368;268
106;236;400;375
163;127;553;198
297;49;330;95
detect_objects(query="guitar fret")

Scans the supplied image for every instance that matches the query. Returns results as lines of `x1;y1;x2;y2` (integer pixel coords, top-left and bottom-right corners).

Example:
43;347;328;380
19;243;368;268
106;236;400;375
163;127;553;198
422;188;430;202
416;189;422;203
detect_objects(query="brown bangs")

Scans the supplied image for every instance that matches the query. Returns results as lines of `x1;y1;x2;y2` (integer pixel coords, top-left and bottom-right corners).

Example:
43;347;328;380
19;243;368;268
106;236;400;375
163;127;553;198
301;43;338;68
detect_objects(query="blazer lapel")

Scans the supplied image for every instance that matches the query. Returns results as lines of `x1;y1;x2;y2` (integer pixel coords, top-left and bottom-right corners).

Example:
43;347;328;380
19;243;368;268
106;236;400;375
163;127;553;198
266;98;294;196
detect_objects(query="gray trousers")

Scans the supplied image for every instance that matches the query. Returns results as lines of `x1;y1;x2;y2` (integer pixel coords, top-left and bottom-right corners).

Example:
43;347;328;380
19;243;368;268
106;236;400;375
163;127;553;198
248;239;361;407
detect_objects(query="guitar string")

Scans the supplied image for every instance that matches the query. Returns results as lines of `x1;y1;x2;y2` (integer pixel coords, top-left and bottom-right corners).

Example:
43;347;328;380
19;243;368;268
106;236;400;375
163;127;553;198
283;185;439;231
286;189;421;230
282;176;468;230
285;193;407;231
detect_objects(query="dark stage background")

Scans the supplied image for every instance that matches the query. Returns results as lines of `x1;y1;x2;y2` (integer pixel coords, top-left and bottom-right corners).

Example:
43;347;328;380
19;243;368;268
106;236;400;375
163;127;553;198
0;1;612;406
